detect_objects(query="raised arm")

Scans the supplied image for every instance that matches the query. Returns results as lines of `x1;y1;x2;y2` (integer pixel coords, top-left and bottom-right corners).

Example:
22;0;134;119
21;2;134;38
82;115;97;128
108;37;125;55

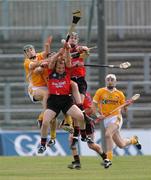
47;48;65;69
42;36;53;58
63;42;71;68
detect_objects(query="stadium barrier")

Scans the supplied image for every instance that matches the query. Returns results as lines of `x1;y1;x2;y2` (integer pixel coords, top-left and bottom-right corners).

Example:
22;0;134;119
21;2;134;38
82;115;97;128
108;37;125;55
0;129;150;156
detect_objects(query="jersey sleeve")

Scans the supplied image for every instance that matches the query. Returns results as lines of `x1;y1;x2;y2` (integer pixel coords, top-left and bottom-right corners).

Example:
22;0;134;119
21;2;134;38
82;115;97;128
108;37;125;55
24;59;30;69
93;88;102;103
119;91;126;105
24;59;31;81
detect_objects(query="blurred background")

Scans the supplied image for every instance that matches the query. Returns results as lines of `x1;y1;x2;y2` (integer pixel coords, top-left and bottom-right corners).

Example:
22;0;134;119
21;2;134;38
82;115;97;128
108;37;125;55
0;0;151;156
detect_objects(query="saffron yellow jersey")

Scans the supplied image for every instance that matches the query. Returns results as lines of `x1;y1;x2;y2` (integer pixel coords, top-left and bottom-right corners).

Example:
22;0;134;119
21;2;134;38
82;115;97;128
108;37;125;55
24;53;46;87
93;87;125;117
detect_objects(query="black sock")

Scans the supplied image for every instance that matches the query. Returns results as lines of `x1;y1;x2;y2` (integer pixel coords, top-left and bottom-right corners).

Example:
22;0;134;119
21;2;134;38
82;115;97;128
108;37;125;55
41;138;47;146
74;155;80;163
80;129;87;139
73;126;80;137
98;152;107;160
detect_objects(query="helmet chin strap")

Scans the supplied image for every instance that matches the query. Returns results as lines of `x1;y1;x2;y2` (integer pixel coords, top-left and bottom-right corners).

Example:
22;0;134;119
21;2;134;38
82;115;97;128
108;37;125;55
29;56;36;60
70;44;76;48
25;51;36;60
107;86;114;90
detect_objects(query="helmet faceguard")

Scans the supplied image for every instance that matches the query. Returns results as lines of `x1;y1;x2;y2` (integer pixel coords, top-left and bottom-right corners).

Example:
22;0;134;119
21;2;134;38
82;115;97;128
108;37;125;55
71;32;79;38
105;74;117;90
68;32;79;47
23;44;36;59
23;44;34;53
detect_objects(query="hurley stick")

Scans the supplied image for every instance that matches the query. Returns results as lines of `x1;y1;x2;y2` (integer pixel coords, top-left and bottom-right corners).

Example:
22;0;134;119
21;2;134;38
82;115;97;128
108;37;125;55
66;10;81;42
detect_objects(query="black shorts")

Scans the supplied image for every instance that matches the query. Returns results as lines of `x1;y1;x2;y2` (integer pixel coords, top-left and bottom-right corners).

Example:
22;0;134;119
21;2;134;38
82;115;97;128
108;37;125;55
71;76;87;95
47;95;74;116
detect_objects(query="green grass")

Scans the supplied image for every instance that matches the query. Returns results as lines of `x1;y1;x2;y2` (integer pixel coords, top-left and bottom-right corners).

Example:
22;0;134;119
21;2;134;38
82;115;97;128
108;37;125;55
0;156;150;180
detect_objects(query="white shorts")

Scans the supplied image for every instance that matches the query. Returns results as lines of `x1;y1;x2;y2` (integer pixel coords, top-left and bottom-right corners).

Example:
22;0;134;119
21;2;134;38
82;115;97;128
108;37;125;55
28;86;48;103
104;115;123;130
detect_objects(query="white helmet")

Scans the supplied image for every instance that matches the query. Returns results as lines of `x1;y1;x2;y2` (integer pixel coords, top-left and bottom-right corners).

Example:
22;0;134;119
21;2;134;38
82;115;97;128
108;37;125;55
105;74;117;89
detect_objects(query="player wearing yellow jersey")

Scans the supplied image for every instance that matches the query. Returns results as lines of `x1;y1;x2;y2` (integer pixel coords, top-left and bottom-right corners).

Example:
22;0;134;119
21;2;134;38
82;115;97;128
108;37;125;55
93;74;141;168
23;37;57;146
23;37;51;108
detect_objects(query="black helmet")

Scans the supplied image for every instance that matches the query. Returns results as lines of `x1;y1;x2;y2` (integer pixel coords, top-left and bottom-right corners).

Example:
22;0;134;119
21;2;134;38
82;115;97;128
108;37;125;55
23;44;34;52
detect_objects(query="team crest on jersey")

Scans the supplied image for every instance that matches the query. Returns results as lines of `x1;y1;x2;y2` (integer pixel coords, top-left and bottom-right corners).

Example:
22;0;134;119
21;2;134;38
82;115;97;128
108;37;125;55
52;73;57;78
102;99;118;105
102;99;107;104
49;72;66;79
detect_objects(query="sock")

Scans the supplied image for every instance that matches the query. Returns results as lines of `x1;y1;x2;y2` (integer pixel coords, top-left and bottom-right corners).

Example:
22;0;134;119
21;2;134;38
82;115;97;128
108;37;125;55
50;129;56;140
98;152;107;160
130;136;137;144
107;151;113;160
64;114;73;127
73;126;80;137
80;129;87;139
50;120;56;140
74;155;80;163
41;138;47;147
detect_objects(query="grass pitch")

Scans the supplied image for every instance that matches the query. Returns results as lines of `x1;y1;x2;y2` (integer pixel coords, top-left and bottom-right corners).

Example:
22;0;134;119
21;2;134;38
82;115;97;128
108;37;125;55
0;156;150;180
